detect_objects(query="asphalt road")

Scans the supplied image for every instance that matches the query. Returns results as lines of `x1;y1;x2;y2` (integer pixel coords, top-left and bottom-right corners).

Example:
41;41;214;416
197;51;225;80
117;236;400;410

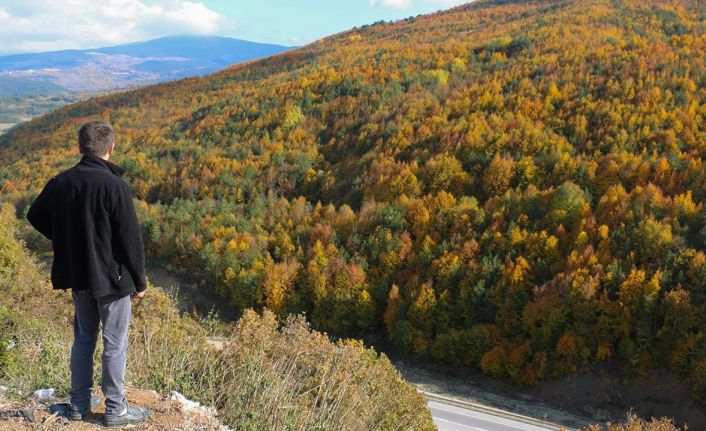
429;400;558;431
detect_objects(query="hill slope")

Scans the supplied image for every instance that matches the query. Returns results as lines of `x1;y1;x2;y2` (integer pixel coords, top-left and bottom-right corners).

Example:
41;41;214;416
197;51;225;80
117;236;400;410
0;205;434;430
0;77;67;97
2;0;706;414
0;36;293;93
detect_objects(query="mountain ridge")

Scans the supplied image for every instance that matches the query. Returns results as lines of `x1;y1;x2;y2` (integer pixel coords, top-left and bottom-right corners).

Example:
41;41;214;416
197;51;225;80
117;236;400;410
0;35;294;93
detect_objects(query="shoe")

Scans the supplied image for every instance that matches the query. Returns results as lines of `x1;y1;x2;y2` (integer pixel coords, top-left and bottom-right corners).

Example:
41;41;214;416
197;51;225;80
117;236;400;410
51;394;101;421
67;404;89;421
103;405;150;428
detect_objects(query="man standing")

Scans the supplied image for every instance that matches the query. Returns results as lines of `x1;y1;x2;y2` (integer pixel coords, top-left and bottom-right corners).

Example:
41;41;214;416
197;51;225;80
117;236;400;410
27;120;149;427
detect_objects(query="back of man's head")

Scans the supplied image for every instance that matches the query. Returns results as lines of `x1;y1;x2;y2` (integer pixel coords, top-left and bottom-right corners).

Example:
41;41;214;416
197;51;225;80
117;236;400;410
79;121;115;157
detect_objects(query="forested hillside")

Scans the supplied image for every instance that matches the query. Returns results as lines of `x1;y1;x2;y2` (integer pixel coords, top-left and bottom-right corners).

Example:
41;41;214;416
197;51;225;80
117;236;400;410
2;0;706;400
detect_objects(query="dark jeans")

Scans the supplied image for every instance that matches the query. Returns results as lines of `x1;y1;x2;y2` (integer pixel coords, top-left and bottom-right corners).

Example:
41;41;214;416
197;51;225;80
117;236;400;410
69;290;132;416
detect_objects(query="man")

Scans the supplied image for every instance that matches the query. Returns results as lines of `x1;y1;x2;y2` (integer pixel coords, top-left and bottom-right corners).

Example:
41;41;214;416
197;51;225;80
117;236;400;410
27;120;149;428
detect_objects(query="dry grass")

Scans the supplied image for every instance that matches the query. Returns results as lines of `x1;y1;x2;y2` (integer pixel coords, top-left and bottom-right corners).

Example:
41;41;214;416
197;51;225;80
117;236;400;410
0;204;435;431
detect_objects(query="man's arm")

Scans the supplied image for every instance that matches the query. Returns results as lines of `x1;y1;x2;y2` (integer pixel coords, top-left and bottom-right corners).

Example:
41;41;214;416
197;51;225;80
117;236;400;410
27;177;56;240
111;182;147;292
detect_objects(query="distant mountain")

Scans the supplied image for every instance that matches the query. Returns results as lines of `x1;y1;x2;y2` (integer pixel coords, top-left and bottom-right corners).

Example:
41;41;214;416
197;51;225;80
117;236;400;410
0;35;293;93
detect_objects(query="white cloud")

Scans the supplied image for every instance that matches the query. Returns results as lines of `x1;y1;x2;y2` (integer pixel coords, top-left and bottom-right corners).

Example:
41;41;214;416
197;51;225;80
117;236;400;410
369;0;412;9
370;0;468;10
427;0;470;7
165;1;226;34
0;0;232;54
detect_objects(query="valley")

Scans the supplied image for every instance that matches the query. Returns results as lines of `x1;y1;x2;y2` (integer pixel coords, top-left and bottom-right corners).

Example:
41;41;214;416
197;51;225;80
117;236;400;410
0;123;18;134
0;36;294;134
0;95;85;135
144;264;575;431
144;262;705;429
0;36;293;94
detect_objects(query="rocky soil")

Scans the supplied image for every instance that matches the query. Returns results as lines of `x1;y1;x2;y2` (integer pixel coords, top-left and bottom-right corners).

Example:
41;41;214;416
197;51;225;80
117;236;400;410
0;386;229;431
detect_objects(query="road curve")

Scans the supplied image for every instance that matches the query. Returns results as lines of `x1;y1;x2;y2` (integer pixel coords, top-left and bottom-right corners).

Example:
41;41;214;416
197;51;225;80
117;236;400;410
429;400;560;431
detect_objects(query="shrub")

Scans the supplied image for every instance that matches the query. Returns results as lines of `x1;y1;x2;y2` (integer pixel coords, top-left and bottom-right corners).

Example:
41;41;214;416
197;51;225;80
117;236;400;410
0;208;435;431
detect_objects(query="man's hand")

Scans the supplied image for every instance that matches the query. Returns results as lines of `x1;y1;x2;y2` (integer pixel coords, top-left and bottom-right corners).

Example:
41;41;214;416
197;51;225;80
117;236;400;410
131;290;146;305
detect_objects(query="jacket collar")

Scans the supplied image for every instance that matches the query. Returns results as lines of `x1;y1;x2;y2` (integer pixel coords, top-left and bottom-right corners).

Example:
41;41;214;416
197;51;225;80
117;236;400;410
79;153;126;177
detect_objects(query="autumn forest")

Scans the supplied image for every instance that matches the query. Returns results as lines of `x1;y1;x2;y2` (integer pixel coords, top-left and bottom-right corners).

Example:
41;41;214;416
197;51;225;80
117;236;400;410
2;0;706;403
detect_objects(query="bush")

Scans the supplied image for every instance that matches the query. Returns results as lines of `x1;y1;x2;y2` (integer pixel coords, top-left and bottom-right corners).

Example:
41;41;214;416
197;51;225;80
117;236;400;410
430;325;492;366
0;208;435;431
550;181;586;228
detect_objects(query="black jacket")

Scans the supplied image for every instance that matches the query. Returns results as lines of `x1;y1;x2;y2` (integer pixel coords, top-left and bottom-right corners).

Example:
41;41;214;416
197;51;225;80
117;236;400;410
27;153;146;298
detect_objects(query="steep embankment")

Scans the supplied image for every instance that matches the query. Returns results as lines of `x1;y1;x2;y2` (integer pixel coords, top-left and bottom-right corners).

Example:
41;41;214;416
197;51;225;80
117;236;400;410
0;206;435;430
2;0;706;414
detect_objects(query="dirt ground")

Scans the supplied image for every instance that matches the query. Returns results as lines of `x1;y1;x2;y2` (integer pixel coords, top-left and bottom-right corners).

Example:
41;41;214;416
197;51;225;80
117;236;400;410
390;355;594;430
535;370;705;429
146;264;237;322
391;354;705;431
0;387;226;431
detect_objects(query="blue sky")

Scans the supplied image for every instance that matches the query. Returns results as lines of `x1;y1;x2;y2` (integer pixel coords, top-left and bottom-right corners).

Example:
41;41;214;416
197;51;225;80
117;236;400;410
209;0;468;46
0;0;469;54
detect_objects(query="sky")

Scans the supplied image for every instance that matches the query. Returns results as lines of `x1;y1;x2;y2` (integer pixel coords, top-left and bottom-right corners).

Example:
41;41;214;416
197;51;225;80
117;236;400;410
0;0;470;55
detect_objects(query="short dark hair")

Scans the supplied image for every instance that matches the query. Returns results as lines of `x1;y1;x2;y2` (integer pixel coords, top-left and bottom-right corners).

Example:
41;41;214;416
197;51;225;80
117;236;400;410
79;121;115;156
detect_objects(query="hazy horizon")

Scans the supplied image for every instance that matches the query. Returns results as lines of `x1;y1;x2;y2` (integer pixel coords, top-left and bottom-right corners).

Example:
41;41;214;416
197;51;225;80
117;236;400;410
0;0;469;55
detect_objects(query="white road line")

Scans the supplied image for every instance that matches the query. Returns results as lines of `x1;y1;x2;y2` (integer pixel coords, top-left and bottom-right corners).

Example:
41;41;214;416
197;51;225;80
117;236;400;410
434;416;489;431
430;404;533;430
429;401;555;431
